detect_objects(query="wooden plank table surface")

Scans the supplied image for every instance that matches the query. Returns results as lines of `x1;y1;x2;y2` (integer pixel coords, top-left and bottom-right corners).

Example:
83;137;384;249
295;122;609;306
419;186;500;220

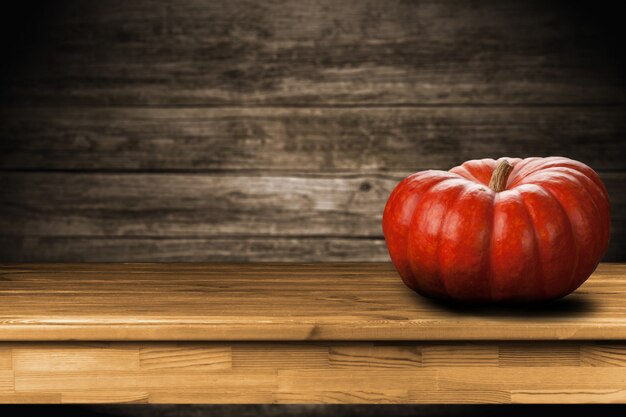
1;262;626;404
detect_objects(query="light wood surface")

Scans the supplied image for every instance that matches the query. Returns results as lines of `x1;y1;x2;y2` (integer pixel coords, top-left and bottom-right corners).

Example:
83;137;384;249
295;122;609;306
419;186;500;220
1;341;625;404
1;263;626;404
1;263;625;342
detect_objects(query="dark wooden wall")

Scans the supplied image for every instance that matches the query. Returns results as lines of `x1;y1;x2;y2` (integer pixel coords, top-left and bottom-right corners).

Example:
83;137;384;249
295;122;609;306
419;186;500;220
0;0;625;262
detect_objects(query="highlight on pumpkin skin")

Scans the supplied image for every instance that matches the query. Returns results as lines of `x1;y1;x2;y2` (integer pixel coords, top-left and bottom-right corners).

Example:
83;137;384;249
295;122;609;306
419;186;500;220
382;156;610;305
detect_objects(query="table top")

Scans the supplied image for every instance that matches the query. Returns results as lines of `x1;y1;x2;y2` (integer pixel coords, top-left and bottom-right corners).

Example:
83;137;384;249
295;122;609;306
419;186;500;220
0;263;625;341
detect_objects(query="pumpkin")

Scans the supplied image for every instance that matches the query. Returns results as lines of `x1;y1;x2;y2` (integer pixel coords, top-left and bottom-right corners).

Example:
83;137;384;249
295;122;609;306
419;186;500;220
382;157;610;303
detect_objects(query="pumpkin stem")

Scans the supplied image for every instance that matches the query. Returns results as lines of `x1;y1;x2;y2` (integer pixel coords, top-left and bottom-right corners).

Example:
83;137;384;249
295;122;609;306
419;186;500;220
488;160;514;192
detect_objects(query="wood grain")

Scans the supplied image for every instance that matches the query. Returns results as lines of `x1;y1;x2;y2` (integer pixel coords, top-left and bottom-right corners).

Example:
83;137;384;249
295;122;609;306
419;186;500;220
1;264;626;404
436;367;626;391
0;263;625;341
1;172;623;261
139;344;231;371
2;342;625;403
12;344;140;372
581;344;626;367
421;344;498;367
0;172;623;238
2;0;625;266
0;370;12;391
510;390;626;404
0;237;390;262
60;391;149;404
0;172;394;237
232;344;329;370
0;173;390;237
6;0;624;106
1;107;625;171
0;392;62;404
328;344;421;369
0;348;10;370
498;343;580;367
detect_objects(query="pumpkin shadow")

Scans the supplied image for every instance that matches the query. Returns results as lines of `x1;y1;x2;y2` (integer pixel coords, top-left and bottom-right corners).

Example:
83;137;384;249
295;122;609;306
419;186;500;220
417;294;596;319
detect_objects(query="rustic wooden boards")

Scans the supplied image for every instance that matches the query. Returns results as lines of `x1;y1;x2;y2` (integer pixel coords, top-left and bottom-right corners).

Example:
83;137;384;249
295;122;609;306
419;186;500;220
1;170;624;261
1;0;625;263
2;107;625;171
0;237;390;262
5;0;624;106
1;263;626;341
2;341;626;404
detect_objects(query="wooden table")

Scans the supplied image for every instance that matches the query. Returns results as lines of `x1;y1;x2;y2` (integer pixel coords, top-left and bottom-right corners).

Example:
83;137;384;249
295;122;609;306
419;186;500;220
1;263;625;404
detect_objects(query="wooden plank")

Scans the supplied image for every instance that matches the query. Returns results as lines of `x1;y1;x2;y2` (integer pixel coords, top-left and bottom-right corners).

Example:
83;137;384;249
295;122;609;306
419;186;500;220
437;367;626;391
12;344;140;372
1;341;626;403
0;237;390;263
328;344;422;369
1;234;623;264
0;392;62;403
421;344;498;367
511;390;626;404
276;369;437;392
1;171;623;260
232;344;328;370
6;0;624;105
275;389;512;403
0;263;625;341
14;371;277;392
406;390;511;404
0;371;13;391
139;344;231;371
498;343;581;367
61;391;149;404
0;172;623;238
0;172;401;237
0;348;10;370
274;389;410;404
148;390;276;403
1;107;625;171
581;344;626;367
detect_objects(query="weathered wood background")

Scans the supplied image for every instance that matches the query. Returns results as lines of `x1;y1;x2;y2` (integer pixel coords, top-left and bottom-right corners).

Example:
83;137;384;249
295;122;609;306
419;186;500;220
0;0;625;262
